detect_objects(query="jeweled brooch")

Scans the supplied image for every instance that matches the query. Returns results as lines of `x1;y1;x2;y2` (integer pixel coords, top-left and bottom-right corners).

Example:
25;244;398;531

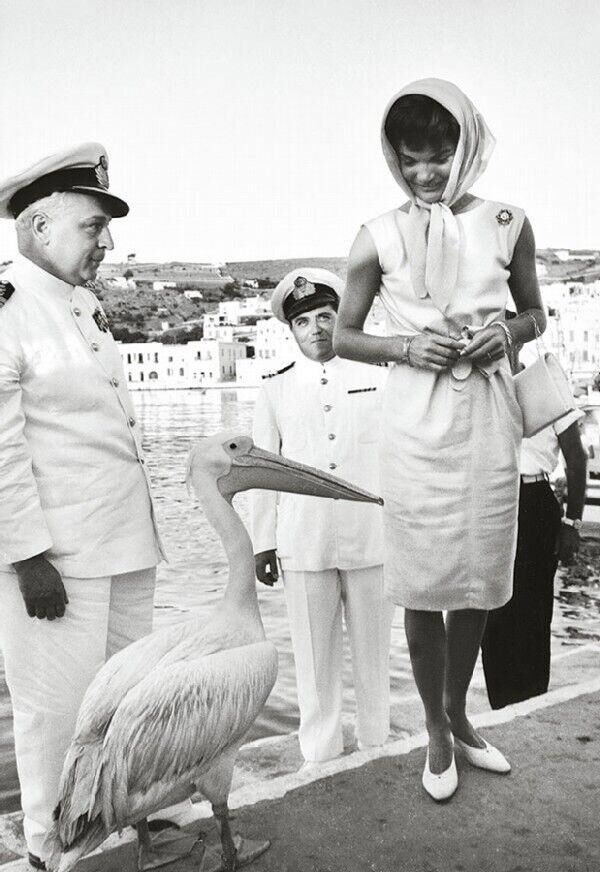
496;208;513;226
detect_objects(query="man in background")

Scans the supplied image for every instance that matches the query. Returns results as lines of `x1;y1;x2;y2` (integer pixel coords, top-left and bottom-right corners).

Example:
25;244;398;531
482;316;587;708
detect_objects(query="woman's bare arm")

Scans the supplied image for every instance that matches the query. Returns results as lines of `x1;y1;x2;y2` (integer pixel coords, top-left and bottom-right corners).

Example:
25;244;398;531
507;216;547;341
333;227;402;363
334;227;462;369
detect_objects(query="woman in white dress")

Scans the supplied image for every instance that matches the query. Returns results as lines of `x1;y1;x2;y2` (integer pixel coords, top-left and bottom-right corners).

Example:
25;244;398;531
334;78;546;800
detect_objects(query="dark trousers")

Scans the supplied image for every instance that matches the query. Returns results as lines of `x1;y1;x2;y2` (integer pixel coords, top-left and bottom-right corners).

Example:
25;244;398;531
481;480;562;709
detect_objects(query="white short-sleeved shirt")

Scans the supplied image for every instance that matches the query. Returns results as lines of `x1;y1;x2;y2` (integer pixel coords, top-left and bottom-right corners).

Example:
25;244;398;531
521;409;584;476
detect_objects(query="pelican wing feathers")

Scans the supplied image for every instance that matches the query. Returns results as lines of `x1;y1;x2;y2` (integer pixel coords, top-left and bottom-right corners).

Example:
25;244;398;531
70;614;235;742
51;640;277;863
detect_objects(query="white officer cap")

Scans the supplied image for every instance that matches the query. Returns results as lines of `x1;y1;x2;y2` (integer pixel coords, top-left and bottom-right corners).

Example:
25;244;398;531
0;142;129;219
271;267;344;324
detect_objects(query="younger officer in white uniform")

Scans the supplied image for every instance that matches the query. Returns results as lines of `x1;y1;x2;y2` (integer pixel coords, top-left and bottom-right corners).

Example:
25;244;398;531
0;144;165;869
251;268;394;765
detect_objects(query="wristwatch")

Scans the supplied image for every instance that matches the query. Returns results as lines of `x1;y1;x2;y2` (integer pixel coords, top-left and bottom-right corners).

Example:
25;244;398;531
562;517;583;531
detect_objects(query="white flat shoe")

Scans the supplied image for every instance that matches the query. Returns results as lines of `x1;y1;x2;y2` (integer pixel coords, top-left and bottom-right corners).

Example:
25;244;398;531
298;758;339;774
455;737;511;773
422;751;458;801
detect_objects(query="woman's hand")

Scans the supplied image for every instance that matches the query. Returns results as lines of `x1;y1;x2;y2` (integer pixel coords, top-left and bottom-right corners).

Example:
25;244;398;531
403;333;463;371
459;325;507;364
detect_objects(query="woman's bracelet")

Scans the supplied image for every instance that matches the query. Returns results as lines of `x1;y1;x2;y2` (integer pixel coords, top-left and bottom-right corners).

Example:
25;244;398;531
398;334;416;366
491;321;513;353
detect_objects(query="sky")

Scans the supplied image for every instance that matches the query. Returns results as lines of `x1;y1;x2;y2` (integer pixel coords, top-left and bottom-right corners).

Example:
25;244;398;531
0;0;598;263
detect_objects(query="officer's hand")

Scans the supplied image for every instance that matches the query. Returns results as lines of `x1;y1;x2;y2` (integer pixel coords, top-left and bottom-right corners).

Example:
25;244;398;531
255;550;279;586
556;524;580;566
13;554;69;620
404;333;462;371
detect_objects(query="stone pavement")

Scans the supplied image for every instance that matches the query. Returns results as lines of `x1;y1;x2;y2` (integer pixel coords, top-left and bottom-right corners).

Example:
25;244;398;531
0;643;598;872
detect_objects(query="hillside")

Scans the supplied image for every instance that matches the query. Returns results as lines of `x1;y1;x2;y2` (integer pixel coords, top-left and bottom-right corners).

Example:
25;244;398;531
227;257;348;284
93;257;349;340
3;249;598;343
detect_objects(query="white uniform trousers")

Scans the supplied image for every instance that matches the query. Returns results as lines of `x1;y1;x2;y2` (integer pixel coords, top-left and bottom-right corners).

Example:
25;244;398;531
283;565;394;762
0;568;156;861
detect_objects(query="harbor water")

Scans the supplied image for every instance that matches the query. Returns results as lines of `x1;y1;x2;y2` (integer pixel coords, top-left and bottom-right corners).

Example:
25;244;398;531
0;387;599;814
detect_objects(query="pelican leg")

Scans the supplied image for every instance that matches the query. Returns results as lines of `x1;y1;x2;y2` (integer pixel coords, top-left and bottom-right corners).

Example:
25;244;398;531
213;803;237;872
198;803;271;872
135;817;202;870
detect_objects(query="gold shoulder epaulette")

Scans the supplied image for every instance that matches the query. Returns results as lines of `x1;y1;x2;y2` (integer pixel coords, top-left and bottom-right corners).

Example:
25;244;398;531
262;361;295;380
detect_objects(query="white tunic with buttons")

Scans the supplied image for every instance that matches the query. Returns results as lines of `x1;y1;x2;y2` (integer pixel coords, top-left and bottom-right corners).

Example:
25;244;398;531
0;254;164;577
365;200;524;610
251;355;386;571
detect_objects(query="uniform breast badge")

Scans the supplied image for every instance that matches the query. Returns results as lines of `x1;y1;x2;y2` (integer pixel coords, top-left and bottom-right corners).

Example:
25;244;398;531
0;280;15;311
495;208;513;226
92;307;111;333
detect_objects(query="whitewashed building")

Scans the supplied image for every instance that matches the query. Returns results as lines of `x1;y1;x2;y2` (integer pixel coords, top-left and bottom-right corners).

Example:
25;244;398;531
217;295;271;325
546;298;600;379
203;314;235;341
236;318;296;385
119;339;246;389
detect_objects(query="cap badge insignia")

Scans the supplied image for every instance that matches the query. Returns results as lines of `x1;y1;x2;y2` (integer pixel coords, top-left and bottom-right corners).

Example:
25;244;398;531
92;307;111;333
292;276;316;300
495;209;513;226
95;156;109;190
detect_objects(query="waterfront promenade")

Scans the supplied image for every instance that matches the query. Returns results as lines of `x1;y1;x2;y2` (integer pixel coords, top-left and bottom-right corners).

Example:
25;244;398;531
0;636;597;870
0;389;598;869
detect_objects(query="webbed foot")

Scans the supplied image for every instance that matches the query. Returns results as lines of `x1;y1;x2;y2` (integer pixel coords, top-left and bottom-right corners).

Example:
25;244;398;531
199;835;270;871
136;819;202;870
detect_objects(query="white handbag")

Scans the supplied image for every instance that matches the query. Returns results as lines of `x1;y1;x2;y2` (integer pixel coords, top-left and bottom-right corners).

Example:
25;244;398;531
513;318;575;438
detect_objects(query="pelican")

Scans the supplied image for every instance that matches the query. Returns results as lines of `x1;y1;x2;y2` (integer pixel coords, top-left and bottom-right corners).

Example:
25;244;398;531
47;432;382;872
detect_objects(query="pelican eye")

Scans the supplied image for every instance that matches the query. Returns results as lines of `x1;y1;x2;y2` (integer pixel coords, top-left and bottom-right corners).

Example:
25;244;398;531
229;442;237;449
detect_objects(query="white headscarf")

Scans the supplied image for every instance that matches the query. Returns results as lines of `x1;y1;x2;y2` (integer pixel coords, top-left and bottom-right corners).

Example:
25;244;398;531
381;78;495;313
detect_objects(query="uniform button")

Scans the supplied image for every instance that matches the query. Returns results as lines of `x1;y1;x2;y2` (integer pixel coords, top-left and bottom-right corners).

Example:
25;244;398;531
324;404;332;412
73;307;81;316
111;377;119;387
328;433;336;440
329;462;337;470
91;342;100;352
321;377;328;385
129;417;136;427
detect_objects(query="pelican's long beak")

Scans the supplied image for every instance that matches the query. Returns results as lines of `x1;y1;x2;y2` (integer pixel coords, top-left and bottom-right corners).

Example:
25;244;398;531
218;445;383;505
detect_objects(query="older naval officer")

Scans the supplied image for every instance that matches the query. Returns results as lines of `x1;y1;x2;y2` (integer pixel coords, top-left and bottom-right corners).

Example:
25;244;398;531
251;268;394;766
0;144;169;870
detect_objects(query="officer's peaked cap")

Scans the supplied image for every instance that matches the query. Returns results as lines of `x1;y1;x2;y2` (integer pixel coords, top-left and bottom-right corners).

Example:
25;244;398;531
271;268;344;324
0;142;129;220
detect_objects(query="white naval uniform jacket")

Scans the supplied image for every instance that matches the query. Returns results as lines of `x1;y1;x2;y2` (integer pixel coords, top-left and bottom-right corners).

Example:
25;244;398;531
0;255;164;577
251;354;386;572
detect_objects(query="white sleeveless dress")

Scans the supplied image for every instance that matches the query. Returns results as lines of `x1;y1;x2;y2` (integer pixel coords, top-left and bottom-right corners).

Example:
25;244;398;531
365;199;524;610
